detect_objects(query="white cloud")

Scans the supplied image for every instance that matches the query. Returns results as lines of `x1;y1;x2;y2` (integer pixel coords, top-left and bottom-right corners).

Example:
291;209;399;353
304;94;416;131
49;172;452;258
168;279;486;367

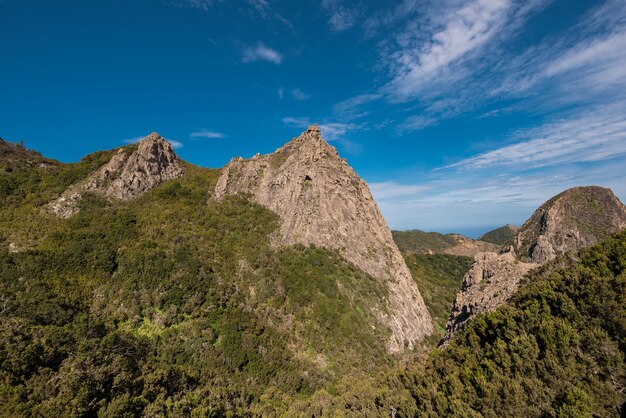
277;87;284;100
241;42;282;64
190;129;226;139
122;136;143;145
290;88;311;100
369;181;430;200
445;104;626;170
383;0;513;101
168;140;183;149
322;0;360;31
332;93;381;118
396;115;438;133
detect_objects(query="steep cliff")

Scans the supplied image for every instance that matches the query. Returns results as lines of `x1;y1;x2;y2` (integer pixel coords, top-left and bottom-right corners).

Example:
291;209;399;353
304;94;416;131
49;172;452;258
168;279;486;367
214;125;434;352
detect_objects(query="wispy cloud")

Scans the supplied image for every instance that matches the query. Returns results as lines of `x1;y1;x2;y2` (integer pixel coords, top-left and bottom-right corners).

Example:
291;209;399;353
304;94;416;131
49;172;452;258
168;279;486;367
322;0;360;31
190;129;226;139
241;42;282;64
396;115;437;133
445;103;626;170
290;88;311;101
369;181;430;200
382;0;515;102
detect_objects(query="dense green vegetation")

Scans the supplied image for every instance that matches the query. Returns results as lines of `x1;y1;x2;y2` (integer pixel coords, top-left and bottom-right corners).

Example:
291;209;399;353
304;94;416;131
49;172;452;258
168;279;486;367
301;231;626;416
392;229;459;253
479;224;518;246
0;154;394;416
404;254;472;336
390;231;626;416
1;147;625;416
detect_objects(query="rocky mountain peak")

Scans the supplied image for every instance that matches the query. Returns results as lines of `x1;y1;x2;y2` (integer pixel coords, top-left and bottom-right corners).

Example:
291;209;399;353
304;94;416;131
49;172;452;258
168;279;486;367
514;186;626;263
49;132;184;218
214;127;434;353
444;185;626;344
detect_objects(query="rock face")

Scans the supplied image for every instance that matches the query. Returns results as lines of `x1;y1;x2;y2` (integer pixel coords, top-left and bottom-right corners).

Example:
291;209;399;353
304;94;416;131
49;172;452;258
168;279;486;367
443;186;626;344
50;133;184;217
214;126;434;352
515;186;626;263
443;249;536;342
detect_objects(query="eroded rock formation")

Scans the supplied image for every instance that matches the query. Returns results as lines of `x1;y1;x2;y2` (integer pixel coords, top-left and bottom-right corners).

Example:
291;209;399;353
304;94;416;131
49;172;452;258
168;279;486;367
50;132;184;217
214;125;434;352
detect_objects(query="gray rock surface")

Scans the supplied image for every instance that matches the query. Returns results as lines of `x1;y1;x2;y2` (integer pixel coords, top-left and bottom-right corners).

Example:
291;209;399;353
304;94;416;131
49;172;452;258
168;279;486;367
214;125;434;353
515;186;626;263
443;249;536;343
50;133;183;218
444;186;626;344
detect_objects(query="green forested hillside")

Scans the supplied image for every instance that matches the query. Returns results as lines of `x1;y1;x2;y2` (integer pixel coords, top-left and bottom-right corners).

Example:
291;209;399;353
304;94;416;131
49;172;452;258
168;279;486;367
1;150;625;416
299;231;626;416
392;229;458;253
479;224;518;246
404;254;472;336
0;156;395;416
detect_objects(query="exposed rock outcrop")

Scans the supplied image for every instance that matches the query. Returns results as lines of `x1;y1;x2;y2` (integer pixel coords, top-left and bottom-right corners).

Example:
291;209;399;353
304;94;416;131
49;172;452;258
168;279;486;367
50;133;184;218
515;186;626;263
443;249;536;341
214;125;434;353
443;186;626;344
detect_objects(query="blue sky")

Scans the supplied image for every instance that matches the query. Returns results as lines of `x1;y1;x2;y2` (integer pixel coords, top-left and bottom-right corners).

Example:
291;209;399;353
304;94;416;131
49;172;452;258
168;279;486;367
1;0;625;236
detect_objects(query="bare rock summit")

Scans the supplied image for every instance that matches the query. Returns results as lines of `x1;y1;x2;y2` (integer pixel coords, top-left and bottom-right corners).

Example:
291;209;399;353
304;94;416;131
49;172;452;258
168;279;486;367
444;186;626;344
50;132;184;217
214;125;434;353
514;186;626;263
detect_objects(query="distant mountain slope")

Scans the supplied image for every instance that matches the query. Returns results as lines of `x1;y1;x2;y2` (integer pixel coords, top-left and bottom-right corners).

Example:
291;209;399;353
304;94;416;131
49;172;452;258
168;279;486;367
479;224;519;245
393;229;499;256
404;253;473;337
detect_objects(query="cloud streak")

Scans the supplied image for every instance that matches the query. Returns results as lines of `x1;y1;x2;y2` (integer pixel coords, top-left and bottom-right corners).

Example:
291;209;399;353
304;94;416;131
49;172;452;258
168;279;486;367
241;42;282;64
445;104;626;170
190;129;226;139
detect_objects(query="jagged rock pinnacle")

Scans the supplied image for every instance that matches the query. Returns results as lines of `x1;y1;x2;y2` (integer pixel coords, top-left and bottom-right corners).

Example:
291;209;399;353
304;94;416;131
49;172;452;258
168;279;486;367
214;127;434;353
49;132;184;217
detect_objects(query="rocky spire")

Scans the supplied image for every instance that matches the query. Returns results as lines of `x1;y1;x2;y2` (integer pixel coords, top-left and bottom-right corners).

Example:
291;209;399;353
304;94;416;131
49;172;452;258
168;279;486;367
214;126;434;353
50;132;184;217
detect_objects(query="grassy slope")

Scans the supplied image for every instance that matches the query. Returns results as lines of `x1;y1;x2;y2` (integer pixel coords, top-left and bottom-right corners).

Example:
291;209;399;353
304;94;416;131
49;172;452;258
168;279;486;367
0;157;393;416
